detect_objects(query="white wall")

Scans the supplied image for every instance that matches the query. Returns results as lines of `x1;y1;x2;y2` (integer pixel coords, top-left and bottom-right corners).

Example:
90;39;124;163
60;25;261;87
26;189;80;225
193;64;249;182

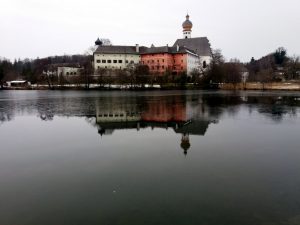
187;53;200;75
199;56;212;70
94;54;141;71
57;67;81;76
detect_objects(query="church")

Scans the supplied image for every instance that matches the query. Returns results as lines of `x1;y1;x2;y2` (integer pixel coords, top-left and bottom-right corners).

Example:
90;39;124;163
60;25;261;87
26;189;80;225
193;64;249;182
93;15;212;76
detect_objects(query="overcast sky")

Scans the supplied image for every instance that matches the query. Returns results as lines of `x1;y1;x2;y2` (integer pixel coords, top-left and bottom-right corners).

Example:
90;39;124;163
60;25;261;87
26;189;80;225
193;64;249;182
1;0;299;62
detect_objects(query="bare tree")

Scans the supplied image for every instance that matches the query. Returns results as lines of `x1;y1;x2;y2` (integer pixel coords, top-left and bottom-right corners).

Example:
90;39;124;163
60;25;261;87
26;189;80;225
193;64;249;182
286;55;300;80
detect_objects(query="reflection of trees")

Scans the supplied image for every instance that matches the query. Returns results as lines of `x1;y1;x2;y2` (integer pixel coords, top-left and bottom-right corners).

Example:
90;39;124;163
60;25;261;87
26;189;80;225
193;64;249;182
0;110;14;125
0;91;299;127
195;93;299;122
246;96;299;122
0;102;15;125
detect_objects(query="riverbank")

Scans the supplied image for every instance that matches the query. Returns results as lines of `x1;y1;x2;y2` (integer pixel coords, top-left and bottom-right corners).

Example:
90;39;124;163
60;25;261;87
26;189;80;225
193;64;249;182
220;82;300;91
2;82;300;91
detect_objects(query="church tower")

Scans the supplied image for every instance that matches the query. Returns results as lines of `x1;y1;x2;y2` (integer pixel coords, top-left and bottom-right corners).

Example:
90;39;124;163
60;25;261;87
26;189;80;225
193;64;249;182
182;14;193;39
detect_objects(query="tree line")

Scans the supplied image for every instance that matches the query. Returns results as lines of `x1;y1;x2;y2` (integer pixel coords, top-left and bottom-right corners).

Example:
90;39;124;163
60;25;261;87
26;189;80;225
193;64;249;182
1;47;300;90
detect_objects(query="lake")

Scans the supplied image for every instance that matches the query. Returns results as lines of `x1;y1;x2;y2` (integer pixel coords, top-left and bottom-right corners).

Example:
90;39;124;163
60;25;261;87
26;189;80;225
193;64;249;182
0;90;300;225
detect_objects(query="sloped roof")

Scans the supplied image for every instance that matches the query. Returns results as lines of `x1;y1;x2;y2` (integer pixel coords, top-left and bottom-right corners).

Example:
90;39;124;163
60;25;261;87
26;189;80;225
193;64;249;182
140;46;197;55
94;45;142;54
173;37;212;57
94;45;198;56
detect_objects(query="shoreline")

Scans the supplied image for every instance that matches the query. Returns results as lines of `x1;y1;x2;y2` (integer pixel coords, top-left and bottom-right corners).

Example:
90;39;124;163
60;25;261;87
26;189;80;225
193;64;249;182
2;82;300;91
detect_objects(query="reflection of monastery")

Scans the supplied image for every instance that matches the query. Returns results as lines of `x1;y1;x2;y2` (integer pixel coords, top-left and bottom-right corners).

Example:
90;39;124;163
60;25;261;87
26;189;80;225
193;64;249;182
95;96;216;155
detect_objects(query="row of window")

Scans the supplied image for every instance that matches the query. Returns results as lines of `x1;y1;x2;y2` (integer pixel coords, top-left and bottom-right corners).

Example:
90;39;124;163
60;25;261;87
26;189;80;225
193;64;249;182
142;59;184;64
97;66;122;69
65;72;77;75
150;66;184;70
96;54;139;58
98;113;138;118
96;59;135;64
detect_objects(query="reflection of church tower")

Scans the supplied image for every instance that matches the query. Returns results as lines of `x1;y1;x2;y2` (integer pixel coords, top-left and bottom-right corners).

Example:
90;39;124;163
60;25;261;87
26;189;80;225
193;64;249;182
180;133;190;156
182;14;193;39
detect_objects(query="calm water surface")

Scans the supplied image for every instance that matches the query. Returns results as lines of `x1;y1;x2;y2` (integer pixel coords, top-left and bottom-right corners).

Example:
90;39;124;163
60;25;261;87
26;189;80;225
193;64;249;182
0;90;300;225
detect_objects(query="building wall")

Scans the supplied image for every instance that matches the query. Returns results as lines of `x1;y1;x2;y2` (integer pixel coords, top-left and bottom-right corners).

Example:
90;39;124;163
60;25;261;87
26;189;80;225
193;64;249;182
187;53;200;74
94;53;141;71
199;56;212;69
57;67;81;76
173;53;187;74
141;53;188;75
141;53;174;74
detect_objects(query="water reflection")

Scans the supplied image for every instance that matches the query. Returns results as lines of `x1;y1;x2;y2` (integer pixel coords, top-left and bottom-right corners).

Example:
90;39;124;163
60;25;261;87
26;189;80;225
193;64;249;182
93;96;214;155
1;91;300;155
1;91;299;124
1;90;300;225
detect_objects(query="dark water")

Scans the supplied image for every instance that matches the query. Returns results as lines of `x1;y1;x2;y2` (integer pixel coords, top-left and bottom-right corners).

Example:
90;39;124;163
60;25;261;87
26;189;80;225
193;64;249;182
1;90;300;225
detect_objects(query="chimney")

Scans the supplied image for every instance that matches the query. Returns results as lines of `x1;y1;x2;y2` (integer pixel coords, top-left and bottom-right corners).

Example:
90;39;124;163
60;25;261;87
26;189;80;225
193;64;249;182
136;44;139;53
176;44;179;52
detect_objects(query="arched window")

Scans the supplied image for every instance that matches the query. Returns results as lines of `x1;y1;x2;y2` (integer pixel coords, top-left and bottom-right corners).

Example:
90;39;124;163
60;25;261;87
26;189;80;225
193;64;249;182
203;61;207;68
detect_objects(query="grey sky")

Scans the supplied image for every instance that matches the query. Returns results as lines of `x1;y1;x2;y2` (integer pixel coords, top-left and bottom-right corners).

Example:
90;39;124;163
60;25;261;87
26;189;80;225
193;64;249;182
1;0;299;62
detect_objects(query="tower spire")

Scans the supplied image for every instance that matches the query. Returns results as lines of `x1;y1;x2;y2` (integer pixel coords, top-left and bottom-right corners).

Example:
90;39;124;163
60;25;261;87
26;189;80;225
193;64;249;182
182;14;193;39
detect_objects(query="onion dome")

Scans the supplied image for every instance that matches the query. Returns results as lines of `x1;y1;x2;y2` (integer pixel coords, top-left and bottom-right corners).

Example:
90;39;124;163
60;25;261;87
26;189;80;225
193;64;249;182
181;134;190;156
182;14;193;31
95;38;103;46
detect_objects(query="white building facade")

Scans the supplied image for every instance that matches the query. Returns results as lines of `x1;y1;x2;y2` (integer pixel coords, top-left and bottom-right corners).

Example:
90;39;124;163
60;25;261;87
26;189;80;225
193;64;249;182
93;45;141;71
187;51;201;74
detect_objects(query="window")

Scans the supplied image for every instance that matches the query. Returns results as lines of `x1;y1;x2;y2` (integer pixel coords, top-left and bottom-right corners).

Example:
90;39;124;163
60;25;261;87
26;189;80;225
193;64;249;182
147;60;150;63
107;60;112;63
157;59;159;63
152;60;154;63
70;72;73;75
66;72;69;75
181;67;183;70
102;60;106;63
96;60;101;63
105;66;107;69
152;66;154;70
130;60;134;63
74;72;77;75
118;60;122;63
162;65;165;69
181;60;183;63
126;60;129;63
113;60;117;63
203;61;207;68
98;66;100;69
162;59;164;63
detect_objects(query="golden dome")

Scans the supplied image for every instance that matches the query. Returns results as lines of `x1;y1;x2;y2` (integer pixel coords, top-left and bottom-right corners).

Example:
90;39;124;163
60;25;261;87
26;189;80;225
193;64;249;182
182;14;193;31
